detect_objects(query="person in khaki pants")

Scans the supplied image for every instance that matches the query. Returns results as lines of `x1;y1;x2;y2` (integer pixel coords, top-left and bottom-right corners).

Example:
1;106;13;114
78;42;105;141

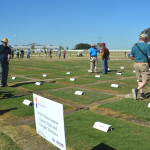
88;43;99;73
130;33;150;100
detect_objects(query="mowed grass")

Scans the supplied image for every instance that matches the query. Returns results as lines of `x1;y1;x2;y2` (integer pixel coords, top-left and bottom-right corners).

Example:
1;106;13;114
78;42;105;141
0;132;20;150
99;98;150;122
88;78;137;94
65;111;150;150
46;88;114;104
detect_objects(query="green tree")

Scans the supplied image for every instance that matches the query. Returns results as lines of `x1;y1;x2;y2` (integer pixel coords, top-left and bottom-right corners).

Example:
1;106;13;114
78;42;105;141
31;45;35;50
74;43;91;50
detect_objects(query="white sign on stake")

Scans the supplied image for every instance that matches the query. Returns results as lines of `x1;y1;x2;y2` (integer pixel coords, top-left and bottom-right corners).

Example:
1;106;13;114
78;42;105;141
43;74;48;77
70;78;76;81
148;103;150;108
75;91;84;95
95;75;101;78
33;94;66;150
93;122;112;132
23;99;33;106
120;67;125;69
111;84;119;88
12;77;16;80
66;72;71;75
35;82;42;85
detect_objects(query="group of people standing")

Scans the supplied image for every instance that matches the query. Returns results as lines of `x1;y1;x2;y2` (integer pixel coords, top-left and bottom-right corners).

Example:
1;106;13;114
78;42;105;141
89;43;109;74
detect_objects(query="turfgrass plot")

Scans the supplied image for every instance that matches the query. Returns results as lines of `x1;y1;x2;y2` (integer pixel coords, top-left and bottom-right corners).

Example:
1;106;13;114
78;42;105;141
65;111;150;150
99;98;150;122
46;88;114;104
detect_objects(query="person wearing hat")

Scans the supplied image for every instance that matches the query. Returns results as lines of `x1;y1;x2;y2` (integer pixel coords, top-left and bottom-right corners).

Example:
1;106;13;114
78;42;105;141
130;33;150;100
101;43;110;74
88;43;99;73
0;38;11;87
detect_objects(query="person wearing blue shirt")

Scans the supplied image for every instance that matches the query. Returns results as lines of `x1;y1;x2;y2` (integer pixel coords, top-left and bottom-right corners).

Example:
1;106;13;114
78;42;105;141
0;38;11;87
88;43;99;73
27;49;31;59
130;33;150;100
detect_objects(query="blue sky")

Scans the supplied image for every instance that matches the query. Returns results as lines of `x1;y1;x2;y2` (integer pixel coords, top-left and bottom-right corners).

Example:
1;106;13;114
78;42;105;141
0;0;150;49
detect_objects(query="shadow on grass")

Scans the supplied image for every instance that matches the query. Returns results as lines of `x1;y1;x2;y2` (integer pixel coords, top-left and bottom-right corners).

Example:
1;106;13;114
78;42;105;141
91;143;116;150
0;108;18;115
145;92;150;98
10;82;41;87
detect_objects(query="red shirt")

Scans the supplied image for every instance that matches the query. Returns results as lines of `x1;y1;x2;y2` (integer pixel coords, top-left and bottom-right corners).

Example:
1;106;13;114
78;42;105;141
102;47;109;60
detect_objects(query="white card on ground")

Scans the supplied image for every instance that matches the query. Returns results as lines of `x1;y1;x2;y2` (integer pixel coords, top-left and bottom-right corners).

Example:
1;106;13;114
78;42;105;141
70;78;76;81
148;103;150;108
93;122;112;132
111;84;119;88
12;77;16;80
95;75;101;78
75;91;84;95
66;72;71;74
133;70;136;73
120;67;125;69
43;74;47;77
116;72;122;75
35;82;42;85
23;99;33;106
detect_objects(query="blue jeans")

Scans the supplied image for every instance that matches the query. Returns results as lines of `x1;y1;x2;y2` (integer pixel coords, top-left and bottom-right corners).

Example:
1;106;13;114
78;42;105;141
101;60;108;74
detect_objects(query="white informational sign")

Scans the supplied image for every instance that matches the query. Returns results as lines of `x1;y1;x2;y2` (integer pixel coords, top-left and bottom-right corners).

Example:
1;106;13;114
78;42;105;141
66;72;71;75
35;82;42;85
33;94;66;150
108;68;110;71
74;91;84;95
148;103;150;108
43;74;48;77
12;77;16;80
95;75;101;78
120;67;124;69
70;78;76;81
116;72;122;75
111;84;119;88
93;122;112;132
23;99;33;106
133;70;136;73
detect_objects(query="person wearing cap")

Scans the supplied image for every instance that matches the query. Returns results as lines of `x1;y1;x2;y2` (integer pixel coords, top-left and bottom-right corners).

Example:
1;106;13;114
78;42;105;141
0;38;11;87
130;33;150;100
101;43;110;74
88;43;99;73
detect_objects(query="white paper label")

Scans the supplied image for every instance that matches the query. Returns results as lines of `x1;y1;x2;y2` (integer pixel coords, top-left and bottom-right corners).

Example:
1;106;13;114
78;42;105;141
116;73;122;75
70;78;76;81
12;77;16;80
66;72;71;74
95;75;101;78
35;82;42;85
43;74;47;77
93;122;112;132
23;99;33;106
74;91;84;95
111;84;119;88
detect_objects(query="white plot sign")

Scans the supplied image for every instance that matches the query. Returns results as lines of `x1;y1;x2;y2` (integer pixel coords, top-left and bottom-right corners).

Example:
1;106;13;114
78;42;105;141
33;94;66;150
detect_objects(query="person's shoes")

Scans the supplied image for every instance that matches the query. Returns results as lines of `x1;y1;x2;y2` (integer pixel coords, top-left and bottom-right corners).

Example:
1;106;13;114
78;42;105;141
140;93;146;100
132;88;138;100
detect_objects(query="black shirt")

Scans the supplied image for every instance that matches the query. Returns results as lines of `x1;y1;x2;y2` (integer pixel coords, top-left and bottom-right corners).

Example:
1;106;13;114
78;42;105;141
0;45;11;64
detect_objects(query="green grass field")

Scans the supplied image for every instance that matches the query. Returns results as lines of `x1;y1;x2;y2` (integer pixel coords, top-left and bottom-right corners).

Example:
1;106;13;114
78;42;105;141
0;54;150;150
